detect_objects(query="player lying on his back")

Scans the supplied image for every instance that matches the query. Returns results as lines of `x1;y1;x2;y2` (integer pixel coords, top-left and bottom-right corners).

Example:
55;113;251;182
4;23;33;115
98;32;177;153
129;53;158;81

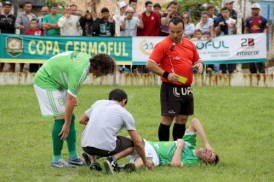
123;118;219;169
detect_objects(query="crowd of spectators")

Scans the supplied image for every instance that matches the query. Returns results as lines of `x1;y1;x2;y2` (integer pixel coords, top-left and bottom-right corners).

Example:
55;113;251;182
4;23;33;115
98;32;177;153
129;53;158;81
0;0;269;74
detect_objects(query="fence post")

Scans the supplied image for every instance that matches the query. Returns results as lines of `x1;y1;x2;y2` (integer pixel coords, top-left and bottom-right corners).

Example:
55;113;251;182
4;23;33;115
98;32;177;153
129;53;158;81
267;4;270;51
236;0;243;72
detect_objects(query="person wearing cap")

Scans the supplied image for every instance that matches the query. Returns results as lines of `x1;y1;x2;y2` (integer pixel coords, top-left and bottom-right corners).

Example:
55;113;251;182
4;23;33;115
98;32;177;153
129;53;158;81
160;1;178;36
0;1;16;73
120;7;143;73
139;1;160;36
153;3;162;20
244;3;268;74
113;1;127;24
92;7;115;36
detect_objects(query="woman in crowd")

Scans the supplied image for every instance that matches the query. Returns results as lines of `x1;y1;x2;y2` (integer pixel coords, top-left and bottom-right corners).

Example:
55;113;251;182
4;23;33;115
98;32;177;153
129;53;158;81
195;11;214;41
181;12;195;39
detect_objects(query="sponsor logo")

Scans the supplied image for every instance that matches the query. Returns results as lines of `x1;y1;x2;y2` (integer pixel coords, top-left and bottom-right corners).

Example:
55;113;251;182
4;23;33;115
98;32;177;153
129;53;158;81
5;36;24;57
173;56;180;60
196;41;229;50
168;110;176;114
241;38;255;47
236;50;259;56
139;39;154;55
151;17;154;20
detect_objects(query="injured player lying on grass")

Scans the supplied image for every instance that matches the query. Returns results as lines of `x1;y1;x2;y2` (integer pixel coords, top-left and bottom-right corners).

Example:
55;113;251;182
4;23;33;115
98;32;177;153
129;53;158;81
122;118;219;170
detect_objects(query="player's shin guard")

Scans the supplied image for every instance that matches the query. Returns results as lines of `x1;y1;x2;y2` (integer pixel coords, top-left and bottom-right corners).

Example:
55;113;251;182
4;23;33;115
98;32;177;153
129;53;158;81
52;119;65;162
172;123;186;141
66;113;78;159
158;123;171;141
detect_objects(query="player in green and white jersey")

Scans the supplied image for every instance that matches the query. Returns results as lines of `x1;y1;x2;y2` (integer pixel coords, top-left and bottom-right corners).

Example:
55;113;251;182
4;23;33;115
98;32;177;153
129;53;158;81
125;118;219;168
33;51;115;168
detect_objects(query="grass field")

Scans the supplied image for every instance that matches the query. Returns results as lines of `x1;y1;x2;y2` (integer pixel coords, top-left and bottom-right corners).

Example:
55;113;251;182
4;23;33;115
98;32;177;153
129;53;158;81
0;85;274;182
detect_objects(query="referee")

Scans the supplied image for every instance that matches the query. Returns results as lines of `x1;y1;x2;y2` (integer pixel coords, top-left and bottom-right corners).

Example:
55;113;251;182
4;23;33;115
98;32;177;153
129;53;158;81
146;17;203;141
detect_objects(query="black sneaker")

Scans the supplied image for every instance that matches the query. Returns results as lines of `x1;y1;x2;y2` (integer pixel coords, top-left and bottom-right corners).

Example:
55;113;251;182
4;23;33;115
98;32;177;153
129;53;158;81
103;156;119;174
119;162;136;173
90;162;102;171
82;152;91;165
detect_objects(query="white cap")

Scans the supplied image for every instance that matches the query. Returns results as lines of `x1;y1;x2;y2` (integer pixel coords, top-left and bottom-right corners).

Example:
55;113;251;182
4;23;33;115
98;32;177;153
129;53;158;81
125;7;134;13
120;1;127;9
251;3;260;9
225;0;234;4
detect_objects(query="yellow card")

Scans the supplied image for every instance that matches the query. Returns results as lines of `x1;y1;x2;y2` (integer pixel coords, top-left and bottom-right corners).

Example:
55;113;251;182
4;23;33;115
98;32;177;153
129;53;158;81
178;76;188;84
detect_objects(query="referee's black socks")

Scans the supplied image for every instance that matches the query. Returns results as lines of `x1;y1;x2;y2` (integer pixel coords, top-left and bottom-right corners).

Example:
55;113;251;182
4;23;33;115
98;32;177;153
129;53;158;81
172;123;186;141
158;123;171;141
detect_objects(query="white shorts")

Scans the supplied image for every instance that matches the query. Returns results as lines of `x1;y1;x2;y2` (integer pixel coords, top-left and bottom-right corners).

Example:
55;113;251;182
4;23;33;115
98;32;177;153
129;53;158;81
34;84;67;117
127;139;159;166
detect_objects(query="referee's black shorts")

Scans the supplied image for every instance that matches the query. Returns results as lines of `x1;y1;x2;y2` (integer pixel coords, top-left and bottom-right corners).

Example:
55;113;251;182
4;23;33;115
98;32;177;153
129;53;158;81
160;82;194;116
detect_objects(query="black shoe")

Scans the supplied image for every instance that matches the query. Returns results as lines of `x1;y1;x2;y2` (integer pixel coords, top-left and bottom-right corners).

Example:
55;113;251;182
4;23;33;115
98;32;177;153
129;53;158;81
82;152;91;165
103;156;119;174
119;163;136;173
90;162;102;171
259;70;265;73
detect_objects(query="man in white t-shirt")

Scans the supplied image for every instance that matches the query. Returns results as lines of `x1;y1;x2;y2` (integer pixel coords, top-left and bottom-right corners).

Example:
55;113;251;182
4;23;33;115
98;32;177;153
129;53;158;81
120;7;143;37
57;5;81;36
79;89;153;174
113;1;127;23
129;0;139;17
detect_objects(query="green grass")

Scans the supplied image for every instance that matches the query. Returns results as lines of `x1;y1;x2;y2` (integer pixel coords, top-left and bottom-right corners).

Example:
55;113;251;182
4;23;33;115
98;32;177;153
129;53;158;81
0;85;274;182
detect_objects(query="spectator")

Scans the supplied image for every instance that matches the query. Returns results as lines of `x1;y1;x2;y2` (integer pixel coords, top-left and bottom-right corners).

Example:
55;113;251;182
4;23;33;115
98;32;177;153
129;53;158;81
121;7;143;37
195;11;214;41
70;4;78;16
129;0;139;17
37;6;49;35
0;0;16;73
191;29;207;40
153;3;162;20
57;5;81;36
92;7;115;36
113;1;127;24
181;12;195;39
139;1;160;36
160;1;178;36
218;0;244;33
120;7;144;73
215;7;236;74
80;10;94;36
15;1;36;72
42;3;62;36
0;2;2;14
0;1;16;34
206;4;216;19
244;3;268;74
25;19;43;73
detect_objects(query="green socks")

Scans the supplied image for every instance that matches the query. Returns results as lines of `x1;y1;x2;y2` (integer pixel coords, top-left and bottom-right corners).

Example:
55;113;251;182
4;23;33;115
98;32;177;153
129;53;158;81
52;119;64;162
66;113;78;159
52;113;78;162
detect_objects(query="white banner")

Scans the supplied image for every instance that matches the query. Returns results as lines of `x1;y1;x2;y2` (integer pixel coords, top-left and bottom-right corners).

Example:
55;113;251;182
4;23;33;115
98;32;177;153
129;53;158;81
132;33;266;65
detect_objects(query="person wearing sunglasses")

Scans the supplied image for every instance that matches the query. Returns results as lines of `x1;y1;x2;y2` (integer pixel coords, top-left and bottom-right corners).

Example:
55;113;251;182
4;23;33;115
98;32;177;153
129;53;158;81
181;12;195;39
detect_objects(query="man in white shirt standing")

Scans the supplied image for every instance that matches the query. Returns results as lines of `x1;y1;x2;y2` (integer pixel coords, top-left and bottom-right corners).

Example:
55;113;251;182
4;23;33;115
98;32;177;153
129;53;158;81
120;7;143;37
113;1;127;24
129;0;139;17
79;89;153;174
57;5;81;36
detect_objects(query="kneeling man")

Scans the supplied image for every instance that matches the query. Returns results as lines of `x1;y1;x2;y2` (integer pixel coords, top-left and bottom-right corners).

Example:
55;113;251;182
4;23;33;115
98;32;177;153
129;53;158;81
79;89;153;174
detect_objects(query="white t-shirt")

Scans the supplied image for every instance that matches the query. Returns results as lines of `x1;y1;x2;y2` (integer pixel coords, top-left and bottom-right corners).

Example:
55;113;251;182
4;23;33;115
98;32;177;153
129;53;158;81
120;16;140;37
57;15;81;36
195;18;213;37
223;17;236;35
81;100;136;151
